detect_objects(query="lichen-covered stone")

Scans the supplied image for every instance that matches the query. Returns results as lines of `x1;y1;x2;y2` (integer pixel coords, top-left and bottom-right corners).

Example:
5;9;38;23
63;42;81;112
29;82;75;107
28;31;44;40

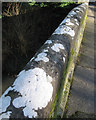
0;3;88;119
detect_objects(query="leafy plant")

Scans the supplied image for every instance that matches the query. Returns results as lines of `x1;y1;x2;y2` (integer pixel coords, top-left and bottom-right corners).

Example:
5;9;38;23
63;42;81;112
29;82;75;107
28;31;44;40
28;0;75;8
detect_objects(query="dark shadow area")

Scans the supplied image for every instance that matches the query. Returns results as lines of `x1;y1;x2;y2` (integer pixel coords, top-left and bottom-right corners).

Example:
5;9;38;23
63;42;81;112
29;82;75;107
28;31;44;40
69;111;96;118
89;2;96;6
89;3;96;12
2;3;77;93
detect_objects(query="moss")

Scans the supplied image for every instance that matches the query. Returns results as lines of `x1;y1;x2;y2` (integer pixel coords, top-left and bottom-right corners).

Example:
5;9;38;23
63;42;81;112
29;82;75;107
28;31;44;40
64;91;67;96
49;94;58;118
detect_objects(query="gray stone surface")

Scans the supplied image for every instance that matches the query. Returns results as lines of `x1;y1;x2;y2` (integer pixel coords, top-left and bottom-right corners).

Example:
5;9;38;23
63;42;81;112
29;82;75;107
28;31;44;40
67;66;94;115
78;6;94;68
66;4;96;118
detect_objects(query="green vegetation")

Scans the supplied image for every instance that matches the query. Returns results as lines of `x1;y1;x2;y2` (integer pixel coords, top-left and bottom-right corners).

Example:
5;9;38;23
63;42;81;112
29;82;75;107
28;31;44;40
2;1;76;17
28;0;75;8
49;94;58;118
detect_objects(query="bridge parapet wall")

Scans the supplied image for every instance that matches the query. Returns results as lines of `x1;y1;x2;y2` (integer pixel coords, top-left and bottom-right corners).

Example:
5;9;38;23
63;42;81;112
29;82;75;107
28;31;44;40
0;3;88;119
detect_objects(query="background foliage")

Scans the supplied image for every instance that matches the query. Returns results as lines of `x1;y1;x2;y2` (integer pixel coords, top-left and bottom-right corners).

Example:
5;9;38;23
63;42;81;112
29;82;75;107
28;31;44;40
2;1;75;17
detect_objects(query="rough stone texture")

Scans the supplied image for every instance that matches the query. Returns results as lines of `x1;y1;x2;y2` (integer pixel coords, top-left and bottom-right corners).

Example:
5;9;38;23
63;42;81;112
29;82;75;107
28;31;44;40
0;3;88;119
66;4;96;118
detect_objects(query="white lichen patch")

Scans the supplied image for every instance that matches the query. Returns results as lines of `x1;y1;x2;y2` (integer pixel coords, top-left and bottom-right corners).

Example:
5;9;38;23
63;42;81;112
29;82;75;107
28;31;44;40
65;18;74;26
0;111;12;119
53;25;75;37
68;11;76;17
0;87;13;114
74;8;79;11
0;96;11;114
60;18;67;25
63;57;65;63
74;7;83;13
79;16;82;19
11;68;53;118
47;75;53;83
12;97;26;108
45;40;52;44
18;70;25;77
30;57;35;62
23;107;37;118
74;19;79;26
43;49;48;52
81;4;86;8
81;4;87;10
85;3;88;6
60;18;74;26
81;6;86;9
76;11;79;13
51;43;64;52
35;52;49;62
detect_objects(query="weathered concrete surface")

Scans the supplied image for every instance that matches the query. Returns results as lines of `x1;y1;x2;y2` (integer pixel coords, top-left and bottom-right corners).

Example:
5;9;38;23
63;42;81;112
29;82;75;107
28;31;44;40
0;3;88;119
66;4;96;118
